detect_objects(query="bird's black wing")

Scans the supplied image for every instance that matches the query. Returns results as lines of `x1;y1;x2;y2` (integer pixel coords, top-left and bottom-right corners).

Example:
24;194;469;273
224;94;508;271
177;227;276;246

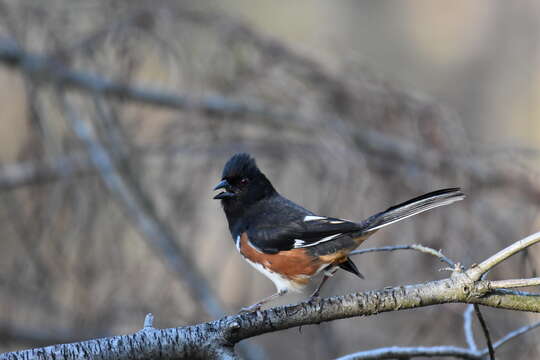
247;215;362;254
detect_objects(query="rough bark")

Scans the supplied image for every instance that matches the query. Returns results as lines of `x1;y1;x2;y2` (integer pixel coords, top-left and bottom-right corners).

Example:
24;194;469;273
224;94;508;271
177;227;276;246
2;272;538;360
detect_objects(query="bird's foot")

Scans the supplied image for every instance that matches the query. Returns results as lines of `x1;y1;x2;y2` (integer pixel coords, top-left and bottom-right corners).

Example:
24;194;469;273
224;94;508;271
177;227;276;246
239;303;262;313
309;290;321;301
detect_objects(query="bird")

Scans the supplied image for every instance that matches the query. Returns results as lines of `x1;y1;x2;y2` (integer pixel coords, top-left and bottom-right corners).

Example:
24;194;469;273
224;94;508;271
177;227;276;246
213;153;465;312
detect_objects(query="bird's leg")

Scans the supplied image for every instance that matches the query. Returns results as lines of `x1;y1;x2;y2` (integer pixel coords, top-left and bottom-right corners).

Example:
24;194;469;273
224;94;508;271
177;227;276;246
310;267;338;299
309;275;330;299
240;289;287;313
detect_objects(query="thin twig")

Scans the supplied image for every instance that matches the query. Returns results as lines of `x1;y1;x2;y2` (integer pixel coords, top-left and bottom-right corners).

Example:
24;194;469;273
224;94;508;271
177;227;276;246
463;304;477;351
336;320;540;360
493;289;540;297
489;321;540;351
467;231;540;281
335;345;479;360
489;277;540;289
350;244;456;268
474;305;495;360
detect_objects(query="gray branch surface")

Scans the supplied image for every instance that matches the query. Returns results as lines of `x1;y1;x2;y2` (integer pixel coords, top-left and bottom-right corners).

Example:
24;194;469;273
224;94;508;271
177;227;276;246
2;266;539;359
3;232;540;359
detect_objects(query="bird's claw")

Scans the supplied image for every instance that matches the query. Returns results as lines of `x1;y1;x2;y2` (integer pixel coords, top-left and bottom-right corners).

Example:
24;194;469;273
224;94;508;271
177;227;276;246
239;304;261;313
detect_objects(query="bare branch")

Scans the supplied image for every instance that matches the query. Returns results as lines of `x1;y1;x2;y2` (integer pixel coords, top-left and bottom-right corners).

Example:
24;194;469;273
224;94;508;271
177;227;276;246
335;346;479;360
493;289;540;297
490;321;540;351
337;320;540;360
2;228;540;358
350;244;456;268
0;275;534;359
470;290;540;312
463;304;477;351
489;277;540;289
467;231;540;280
473;305;495;360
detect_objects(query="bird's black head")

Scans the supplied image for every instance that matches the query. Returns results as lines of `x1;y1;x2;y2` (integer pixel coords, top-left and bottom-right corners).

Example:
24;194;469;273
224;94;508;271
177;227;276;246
213;153;276;215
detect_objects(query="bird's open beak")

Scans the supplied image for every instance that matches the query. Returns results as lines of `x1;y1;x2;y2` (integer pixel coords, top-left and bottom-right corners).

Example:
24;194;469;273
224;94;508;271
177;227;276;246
213;179;235;199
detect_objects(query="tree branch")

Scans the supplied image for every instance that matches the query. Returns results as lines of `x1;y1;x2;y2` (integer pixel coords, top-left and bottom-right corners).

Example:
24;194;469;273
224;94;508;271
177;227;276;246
336;346;479;360
467;232;540;281
463;304;477;351
2;257;539;359
491;321;540;350
473;304;495;360
350;244;457;268
493;289;540;297
336;320;540;359
489;277;540;289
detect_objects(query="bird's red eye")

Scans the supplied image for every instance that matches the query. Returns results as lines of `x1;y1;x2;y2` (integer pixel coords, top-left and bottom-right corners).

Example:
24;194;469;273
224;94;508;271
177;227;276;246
240;177;249;186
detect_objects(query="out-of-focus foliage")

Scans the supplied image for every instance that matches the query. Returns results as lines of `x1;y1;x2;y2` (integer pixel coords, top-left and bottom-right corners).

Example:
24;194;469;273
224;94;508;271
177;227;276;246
0;1;538;359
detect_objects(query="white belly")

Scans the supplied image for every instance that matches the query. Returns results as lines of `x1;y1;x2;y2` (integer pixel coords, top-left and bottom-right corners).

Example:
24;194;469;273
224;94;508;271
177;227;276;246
243;256;307;293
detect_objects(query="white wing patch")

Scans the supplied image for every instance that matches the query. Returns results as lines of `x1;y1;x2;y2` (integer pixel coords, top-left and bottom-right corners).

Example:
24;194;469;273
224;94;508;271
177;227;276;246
320;233;342;242
293;233;343;248
297;215;355;248
303;215;348;224
303;215;326;222
294;239;306;247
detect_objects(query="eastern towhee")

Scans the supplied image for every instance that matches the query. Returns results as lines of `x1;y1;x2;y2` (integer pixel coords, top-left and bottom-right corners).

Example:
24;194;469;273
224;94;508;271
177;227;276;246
214;153;465;311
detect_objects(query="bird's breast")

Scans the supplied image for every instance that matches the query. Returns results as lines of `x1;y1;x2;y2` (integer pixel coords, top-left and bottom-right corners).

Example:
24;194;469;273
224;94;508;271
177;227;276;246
237;232;325;288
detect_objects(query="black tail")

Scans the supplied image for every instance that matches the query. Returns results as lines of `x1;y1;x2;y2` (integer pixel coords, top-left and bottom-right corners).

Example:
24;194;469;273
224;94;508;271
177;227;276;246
339;258;364;279
362;188;465;232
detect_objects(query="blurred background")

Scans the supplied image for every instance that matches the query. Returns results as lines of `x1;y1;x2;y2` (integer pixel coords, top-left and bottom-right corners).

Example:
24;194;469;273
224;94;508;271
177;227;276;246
0;1;539;359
